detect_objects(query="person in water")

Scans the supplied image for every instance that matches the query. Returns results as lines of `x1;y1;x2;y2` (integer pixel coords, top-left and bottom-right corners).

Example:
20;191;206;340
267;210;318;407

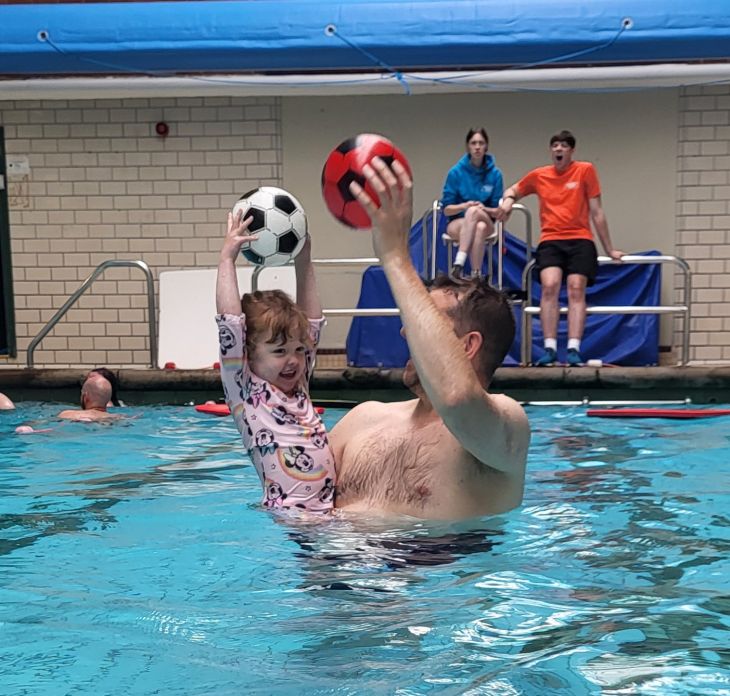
331;157;530;520
216;210;336;513
58;373;120;422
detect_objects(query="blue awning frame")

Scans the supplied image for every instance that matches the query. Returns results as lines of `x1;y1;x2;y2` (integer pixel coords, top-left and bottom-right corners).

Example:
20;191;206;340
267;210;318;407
1;0;730;79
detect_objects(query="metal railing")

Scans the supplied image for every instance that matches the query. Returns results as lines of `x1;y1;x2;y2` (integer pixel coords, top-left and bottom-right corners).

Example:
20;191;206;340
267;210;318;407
252;258;400;317
20;245;693;371
252;219;693;369
424;200;534;284
422;200;441;280
520;255;692;366
26;259;157;368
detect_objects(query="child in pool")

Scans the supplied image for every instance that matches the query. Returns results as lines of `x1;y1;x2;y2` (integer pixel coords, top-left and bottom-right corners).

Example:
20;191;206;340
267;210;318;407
216;210;336;512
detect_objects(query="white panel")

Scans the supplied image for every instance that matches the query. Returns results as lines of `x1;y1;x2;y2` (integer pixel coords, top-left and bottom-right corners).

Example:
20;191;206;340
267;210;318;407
157;266;296;369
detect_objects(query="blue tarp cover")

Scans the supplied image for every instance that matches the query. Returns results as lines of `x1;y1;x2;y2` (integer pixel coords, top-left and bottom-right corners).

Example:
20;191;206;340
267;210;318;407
346;214;661;367
2;1;730;76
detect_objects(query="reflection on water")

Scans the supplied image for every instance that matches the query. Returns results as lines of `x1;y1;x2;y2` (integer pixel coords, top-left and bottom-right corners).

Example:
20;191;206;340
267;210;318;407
0;403;728;695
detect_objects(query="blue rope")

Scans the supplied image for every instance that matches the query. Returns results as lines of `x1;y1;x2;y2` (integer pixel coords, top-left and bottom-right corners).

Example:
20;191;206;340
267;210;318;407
325;25;411;95
406;20;631;88
40;30;404;90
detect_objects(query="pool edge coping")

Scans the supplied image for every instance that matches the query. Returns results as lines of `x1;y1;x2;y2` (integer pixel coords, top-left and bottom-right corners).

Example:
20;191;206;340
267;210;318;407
2;365;730;393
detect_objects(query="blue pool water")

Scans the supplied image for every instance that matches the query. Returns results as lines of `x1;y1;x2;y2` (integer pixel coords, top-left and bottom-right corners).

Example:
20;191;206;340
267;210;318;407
1;402;728;695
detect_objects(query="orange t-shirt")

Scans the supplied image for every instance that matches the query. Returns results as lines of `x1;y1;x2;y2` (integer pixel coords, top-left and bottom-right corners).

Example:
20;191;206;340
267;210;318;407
516;161;601;243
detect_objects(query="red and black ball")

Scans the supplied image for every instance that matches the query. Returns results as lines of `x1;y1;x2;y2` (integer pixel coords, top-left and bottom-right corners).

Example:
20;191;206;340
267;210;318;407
321;133;411;229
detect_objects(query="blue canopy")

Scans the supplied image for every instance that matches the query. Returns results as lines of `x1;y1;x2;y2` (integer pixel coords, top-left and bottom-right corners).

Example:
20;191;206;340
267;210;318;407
1;1;729;76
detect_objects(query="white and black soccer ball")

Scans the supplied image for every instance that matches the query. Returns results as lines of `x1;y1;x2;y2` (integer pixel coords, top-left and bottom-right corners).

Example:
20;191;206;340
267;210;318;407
232;187;307;267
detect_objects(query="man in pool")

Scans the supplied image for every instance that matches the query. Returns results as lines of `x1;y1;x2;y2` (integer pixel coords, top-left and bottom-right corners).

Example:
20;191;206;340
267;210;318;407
0;392;14;410
329;158;530;520
58;372;120;422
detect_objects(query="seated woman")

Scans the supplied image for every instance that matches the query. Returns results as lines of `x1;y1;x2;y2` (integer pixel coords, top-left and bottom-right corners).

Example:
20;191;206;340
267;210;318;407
441;127;504;279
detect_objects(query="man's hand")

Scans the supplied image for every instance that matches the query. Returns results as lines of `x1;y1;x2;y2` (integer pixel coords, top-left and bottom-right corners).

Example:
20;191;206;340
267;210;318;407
220;210;257;263
494;199;513;222
349;157;413;263
608;249;626;262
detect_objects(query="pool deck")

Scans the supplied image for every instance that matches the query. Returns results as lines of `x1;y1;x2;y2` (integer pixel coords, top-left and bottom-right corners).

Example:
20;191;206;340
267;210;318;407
2;366;730;403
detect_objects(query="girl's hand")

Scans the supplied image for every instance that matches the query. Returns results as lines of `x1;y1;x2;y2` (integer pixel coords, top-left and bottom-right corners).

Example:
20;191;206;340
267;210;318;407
220;210;258;262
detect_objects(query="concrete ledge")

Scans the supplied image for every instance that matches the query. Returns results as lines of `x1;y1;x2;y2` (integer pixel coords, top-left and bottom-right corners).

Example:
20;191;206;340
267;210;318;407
496;365;730;391
2;366;730;396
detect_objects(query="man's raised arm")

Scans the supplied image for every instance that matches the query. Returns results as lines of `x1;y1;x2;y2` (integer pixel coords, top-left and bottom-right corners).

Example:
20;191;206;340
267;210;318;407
350;159;528;473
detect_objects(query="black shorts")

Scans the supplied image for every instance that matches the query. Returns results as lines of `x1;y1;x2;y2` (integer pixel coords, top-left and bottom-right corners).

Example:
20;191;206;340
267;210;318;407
535;239;599;286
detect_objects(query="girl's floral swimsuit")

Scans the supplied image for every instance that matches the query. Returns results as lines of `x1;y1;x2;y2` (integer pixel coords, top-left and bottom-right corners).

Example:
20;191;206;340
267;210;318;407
216;313;335;512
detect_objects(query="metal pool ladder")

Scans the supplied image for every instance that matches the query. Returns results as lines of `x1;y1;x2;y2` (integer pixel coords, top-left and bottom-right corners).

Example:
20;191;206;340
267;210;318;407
26;259;158;369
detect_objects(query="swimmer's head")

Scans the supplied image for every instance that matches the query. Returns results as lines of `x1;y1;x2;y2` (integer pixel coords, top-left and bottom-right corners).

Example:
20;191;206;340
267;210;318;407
242;289;311;353
81;375;112;410
85;367;120;406
402;275;515;392
241;289;311;394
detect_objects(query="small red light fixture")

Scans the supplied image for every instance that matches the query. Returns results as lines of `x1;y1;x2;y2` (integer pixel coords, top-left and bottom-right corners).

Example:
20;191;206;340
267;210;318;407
155;121;170;138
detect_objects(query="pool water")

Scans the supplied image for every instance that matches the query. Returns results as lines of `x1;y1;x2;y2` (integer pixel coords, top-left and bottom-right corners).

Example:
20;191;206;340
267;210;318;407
1;402;728;695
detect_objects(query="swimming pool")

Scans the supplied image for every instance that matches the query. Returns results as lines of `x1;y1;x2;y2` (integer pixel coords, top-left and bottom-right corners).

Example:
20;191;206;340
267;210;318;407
1;402;727;695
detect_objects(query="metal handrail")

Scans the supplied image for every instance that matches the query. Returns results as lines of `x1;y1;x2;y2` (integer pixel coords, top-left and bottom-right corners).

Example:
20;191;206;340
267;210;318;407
512;203;533;276
520;254;692;366
26;259;157;368
251;257;399;318
425;199;440;280
245;199;534;318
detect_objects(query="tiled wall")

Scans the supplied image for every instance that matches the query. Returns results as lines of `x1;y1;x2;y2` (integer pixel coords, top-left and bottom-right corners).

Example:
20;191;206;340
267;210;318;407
1;96;281;367
3;86;730;367
676;85;730;363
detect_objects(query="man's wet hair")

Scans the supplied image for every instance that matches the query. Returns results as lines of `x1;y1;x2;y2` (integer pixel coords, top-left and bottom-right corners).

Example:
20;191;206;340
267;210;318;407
426;274;516;379
88;367;120;406
550;130;576;148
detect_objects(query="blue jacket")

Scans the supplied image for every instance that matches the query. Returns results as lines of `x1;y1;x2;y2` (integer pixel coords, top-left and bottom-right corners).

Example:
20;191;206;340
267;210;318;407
441;153;504;219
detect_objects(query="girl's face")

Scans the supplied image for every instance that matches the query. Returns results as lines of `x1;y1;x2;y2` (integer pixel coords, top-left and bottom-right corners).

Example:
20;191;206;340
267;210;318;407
467;134;488;162
249;329;307;394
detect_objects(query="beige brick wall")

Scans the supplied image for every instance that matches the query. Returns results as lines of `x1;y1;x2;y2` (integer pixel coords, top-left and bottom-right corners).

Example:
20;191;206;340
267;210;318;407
676;85;730;363
1;96;281;367
3;86;730;368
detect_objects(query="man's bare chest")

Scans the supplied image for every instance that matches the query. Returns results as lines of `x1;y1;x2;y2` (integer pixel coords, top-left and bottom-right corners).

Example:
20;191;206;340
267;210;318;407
337;418;461;508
